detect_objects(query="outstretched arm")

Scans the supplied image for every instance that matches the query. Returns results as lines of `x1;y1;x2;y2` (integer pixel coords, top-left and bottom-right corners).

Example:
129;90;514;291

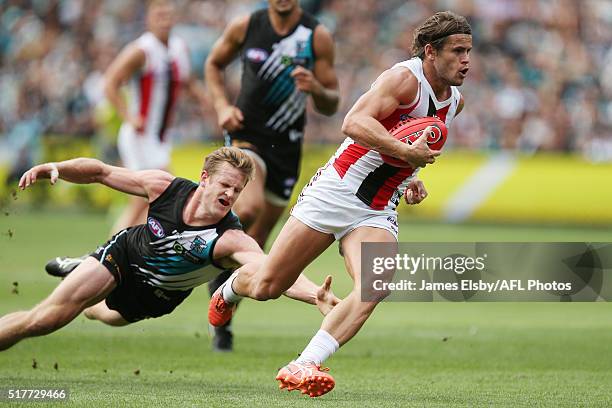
18;158;173;201
214;230;341;315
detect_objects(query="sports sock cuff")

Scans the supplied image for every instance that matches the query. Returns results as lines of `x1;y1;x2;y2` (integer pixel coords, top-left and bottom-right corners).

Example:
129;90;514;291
318;329;340;351
221;273;242;303
296;329;340;365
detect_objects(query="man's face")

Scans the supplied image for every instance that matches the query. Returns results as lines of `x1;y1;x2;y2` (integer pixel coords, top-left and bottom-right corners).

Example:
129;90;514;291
432;34;472;86
200;163;247;219
147;3;176;39
269;0;298;16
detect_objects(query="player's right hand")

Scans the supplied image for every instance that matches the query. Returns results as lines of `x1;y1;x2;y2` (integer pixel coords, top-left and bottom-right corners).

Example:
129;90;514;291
404;126;441;168
315;275;341;316
18;163;59;190
129;115;145;133
218;105;244;132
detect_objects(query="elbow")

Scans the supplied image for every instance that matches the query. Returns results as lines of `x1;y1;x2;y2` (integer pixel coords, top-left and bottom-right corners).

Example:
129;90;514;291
103;78;118;99
88;159;107;183
341;116;357;138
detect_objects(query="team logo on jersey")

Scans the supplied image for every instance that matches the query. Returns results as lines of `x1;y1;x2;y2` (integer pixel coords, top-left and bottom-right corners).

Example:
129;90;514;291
190;236;207;256
147;217;165;238
246;48;269;63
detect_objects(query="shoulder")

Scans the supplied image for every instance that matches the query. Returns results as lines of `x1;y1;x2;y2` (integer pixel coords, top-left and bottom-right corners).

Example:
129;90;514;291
456;93;465;116
301;10;320;27
114;38;147;70
143;171;178;201
225;14;251;44
361;65;418;107
132;32;155;52
169;34;188;51
313;24;334;59
219;210;243;232
375;65;418;93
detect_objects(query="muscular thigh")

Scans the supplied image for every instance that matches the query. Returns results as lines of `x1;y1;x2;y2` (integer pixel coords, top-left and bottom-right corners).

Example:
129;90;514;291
232;151;266;219
45;257;117;309
257;216;334;289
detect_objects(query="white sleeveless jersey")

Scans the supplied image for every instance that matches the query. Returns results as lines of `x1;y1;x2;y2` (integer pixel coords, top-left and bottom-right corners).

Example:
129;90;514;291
128;32;190;140
330;57;462;211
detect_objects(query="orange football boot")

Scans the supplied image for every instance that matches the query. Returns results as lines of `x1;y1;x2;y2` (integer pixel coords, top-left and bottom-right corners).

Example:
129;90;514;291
276;361;335;398
208;288;236;327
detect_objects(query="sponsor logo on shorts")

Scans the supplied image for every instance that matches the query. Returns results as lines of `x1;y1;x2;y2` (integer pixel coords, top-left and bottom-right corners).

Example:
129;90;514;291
105;254;120;275
387;216;399;235
147;217;165;238
246;48;268;63
154;289;171;301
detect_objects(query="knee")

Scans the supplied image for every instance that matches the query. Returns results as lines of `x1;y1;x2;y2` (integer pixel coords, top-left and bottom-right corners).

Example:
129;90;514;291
83;308;96;320
359;285;391;306
252;279;284;301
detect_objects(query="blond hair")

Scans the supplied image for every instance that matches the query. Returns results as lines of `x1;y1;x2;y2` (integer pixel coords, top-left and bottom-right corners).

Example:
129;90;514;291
203;147;255;182
412;11;472;59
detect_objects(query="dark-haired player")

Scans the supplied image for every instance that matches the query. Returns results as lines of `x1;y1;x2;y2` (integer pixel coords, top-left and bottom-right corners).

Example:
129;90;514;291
204;0;339;350
209;11;472;397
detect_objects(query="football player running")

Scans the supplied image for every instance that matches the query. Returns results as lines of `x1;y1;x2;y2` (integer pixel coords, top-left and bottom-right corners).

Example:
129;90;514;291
209;11;471;397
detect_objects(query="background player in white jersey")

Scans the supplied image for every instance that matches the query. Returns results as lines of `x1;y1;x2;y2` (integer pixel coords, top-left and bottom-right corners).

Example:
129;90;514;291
209;11;471;397
45;0;208;277
0;147;339;351
204;0;339;350
106;0;207;234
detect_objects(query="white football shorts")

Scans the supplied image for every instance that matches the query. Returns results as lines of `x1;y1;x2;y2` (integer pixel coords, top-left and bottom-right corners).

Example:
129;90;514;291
291;164;399;241
117;123;171;170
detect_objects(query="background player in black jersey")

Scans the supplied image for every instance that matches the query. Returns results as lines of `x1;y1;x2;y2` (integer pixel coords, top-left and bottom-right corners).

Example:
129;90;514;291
204;0;339;351
0;147;339;351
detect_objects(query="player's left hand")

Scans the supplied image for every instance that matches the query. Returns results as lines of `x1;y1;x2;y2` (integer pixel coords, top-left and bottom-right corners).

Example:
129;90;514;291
404;179;428;205
315;275;341;316
18;163;59;190
291;66;322;95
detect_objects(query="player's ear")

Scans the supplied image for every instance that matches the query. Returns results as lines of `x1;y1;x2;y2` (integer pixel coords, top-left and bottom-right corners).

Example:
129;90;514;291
424;43;436;61
200;170;209;186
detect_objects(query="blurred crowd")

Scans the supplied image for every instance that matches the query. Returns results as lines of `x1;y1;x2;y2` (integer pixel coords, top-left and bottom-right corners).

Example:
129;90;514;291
1;0;611;167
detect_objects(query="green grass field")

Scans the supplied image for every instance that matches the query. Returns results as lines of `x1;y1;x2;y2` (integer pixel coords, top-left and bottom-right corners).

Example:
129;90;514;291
1;211;612;407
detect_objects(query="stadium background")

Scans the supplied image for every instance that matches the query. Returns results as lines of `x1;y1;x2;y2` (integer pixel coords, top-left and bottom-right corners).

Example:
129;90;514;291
1;0;612;406
1;0;611;224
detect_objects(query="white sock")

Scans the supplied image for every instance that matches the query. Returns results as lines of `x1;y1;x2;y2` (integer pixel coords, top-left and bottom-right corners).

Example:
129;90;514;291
295;330;339;365
221;272;242;303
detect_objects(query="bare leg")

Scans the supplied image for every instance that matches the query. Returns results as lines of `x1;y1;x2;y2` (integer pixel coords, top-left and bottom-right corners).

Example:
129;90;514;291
232;157;267;230
110;196;148;236
321;227;396;345
246;200;286;248
84;301;129;327
0;257;116;350
232;216;335;300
